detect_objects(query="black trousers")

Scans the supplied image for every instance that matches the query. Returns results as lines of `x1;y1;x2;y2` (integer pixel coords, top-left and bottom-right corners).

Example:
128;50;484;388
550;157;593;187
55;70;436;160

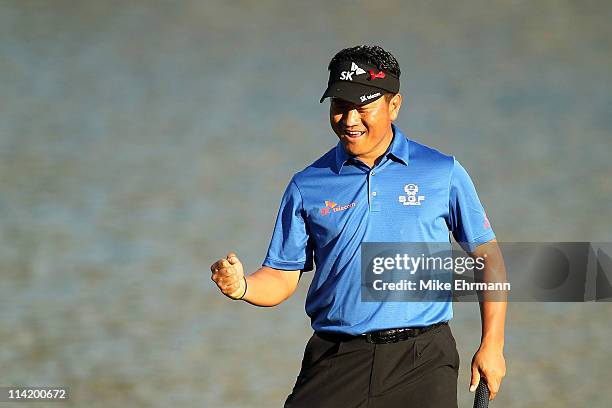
284;323;459;408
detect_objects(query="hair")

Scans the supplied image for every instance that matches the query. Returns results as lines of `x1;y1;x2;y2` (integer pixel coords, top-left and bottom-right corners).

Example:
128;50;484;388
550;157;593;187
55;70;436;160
329;45;401;101
328;45;401;78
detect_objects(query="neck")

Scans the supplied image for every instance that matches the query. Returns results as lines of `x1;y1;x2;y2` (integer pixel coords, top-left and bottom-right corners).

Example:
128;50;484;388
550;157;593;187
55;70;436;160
356;125;394;168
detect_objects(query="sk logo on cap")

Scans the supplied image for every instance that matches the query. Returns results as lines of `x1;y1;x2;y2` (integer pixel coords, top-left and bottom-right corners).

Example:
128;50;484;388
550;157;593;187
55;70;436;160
340;62;366;81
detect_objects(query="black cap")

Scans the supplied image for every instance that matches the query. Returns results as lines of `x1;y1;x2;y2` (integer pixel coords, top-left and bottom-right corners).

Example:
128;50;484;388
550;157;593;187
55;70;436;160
320;60;400;105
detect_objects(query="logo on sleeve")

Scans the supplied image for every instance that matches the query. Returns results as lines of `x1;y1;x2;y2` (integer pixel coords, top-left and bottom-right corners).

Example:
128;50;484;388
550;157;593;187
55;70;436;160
399;184;425;206
483;213;491;229
340;62;366;81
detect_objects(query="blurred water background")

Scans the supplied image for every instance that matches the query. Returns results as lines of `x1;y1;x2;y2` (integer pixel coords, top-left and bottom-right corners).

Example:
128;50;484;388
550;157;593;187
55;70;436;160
1;0;611;407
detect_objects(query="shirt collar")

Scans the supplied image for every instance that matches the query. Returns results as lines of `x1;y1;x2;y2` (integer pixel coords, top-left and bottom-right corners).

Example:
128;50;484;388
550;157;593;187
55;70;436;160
334;123;410;174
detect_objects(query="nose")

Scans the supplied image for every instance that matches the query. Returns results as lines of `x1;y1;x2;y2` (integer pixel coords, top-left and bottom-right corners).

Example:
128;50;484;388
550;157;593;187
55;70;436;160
343;109;361;127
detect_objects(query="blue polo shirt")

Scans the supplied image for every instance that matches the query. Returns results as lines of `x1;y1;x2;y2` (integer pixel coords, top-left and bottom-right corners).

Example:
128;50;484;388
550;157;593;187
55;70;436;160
263;124;495;335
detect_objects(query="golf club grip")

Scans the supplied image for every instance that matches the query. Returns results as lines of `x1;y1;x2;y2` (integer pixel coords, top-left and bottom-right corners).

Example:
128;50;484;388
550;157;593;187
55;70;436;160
473;379;490;408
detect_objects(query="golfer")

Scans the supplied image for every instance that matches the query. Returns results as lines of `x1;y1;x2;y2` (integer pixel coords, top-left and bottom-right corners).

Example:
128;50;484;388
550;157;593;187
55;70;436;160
211;45;506;407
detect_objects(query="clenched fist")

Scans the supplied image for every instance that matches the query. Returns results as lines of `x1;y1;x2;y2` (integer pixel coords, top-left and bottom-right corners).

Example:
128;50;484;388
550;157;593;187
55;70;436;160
210;252;247;300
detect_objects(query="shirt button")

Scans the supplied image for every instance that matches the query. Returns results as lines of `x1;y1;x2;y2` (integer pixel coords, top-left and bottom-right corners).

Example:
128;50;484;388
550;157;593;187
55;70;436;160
370;171;375;176
372;191;377;196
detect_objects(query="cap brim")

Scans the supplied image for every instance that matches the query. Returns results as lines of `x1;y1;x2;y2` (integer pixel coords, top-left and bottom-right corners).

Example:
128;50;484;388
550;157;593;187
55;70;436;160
319;82;385;105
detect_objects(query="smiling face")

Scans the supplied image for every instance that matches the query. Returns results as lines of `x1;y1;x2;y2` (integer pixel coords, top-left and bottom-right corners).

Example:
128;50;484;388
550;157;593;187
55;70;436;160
330;93;402;167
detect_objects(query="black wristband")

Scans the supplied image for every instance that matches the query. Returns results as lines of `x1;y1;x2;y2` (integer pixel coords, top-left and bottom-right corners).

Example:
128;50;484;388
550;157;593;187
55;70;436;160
236;276;247;300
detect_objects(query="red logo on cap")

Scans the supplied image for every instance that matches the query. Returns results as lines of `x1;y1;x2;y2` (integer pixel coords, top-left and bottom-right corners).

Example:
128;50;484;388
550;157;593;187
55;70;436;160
369;70;385;80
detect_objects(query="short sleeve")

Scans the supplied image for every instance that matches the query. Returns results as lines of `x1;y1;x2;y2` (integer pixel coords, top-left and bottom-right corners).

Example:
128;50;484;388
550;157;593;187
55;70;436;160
263;178;314;271
447;158;495;252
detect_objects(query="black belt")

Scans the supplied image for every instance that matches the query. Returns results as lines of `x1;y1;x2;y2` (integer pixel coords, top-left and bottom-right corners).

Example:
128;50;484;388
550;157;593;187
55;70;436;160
317;321;447;344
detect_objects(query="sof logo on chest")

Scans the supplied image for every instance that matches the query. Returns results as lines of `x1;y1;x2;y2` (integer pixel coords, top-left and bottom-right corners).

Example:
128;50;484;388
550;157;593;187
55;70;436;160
398;184;425;206
320;200;356;216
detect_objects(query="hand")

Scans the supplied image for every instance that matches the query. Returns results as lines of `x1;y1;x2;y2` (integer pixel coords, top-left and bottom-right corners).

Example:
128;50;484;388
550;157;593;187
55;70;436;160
210;252;246;300
469;343;506;400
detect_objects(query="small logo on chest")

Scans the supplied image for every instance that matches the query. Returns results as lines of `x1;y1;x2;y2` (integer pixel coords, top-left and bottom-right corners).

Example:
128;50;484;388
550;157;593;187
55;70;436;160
399;184;425;206
320;200;356;216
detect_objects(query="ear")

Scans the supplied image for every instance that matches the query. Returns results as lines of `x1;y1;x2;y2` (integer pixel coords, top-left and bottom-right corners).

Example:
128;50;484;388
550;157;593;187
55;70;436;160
388;93;403;121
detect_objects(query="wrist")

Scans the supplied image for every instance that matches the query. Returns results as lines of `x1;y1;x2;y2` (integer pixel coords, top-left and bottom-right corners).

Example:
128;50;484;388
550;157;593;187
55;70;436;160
480;337;505;351
234;276;248;300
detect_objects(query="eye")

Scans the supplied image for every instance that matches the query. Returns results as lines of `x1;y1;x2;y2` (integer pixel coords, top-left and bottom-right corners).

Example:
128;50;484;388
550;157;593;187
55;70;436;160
331;100;349;110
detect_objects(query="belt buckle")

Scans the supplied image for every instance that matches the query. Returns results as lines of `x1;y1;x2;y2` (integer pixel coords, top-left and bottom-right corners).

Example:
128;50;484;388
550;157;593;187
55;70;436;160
365;324;442;344
366;331;396;344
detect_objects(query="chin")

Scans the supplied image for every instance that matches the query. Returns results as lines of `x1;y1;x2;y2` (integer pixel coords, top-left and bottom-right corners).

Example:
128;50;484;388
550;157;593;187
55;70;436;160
345;146;366;157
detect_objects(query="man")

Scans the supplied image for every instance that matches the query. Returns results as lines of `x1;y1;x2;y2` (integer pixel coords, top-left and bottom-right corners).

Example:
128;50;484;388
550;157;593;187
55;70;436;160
211;45;506;407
